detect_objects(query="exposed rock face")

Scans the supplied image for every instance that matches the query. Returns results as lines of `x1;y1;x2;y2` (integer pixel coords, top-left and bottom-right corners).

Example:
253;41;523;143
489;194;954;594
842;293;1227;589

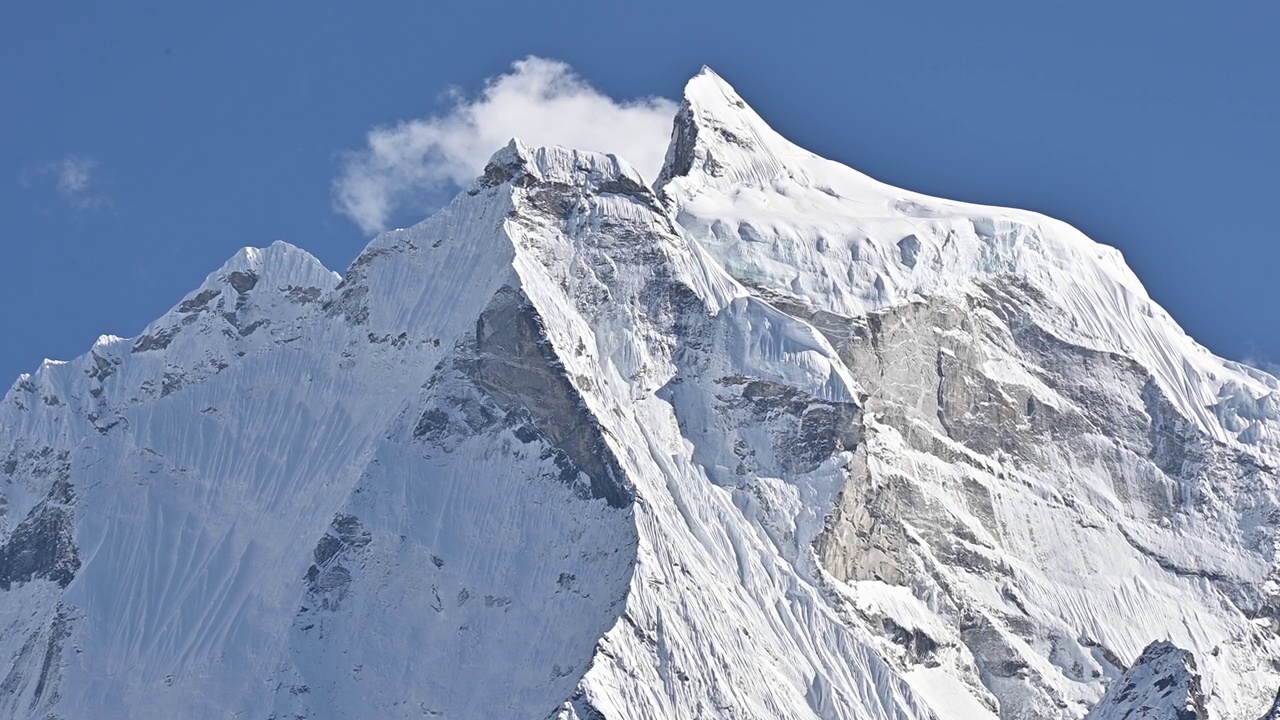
801;282;1279;718
1;69;1279;720
452;284;634;509
0;476;79;592
1257;691;1280;720
1084;641;1208;720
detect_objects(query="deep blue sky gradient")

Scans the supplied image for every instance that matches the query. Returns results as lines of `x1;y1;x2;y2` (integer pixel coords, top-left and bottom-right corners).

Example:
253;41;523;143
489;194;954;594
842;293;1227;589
2;2;1277;383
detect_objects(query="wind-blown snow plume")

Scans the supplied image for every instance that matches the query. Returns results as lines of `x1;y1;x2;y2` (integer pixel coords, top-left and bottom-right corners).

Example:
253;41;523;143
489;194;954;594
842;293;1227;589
332;57;678;234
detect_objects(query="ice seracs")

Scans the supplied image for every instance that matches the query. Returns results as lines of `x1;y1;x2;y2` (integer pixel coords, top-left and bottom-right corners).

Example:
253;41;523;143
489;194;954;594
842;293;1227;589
1;67;1278;720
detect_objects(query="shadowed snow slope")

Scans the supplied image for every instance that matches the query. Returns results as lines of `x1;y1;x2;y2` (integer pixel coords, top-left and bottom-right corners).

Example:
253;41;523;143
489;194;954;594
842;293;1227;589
1;69;1278;720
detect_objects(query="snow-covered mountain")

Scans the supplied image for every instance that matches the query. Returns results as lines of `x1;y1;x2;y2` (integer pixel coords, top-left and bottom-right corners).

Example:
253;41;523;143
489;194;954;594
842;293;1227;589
2;68;1278;720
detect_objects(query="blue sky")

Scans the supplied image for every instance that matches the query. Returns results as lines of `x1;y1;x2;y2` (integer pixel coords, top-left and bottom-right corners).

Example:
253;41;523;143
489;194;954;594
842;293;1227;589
2;2;1277;383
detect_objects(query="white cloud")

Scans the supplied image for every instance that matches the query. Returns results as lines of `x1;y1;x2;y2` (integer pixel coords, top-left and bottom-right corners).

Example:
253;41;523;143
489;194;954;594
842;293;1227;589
23;155;110;211
56;156;95;197
1242;347;1280;378
333;56;679;235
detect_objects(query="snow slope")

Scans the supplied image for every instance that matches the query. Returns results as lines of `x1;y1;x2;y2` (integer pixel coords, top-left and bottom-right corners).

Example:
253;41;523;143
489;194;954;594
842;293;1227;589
1;68;1278;720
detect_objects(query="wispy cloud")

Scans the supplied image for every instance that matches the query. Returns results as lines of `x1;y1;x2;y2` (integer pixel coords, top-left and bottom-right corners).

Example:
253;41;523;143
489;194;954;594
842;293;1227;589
333;56;679;235
23;155;111;211
1242;345;1280;378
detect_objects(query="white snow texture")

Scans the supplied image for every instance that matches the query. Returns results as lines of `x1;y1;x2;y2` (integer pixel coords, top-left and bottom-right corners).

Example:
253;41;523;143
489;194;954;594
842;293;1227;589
2;68;1278;720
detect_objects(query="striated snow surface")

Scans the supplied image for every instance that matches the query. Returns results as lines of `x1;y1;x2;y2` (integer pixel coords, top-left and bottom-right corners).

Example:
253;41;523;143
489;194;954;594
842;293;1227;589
2;68;1278;720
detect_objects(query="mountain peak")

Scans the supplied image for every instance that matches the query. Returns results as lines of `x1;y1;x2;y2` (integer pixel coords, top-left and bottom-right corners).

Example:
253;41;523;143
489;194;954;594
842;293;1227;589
1085;641;1209;720
684;66;744;108
657;67;888;206
203;240;338;296
472;138;651;198
656;67;789;192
